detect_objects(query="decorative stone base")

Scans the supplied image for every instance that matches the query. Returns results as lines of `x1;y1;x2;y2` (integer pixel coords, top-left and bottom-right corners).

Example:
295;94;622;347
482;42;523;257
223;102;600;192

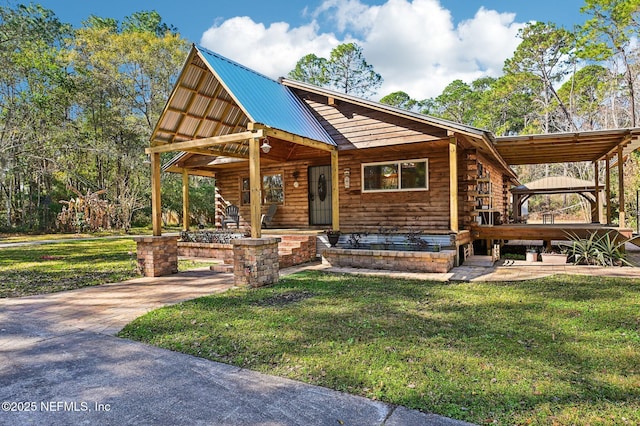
232;238;281;288
134;235;179;277
322;248;456;273
178;241;234;264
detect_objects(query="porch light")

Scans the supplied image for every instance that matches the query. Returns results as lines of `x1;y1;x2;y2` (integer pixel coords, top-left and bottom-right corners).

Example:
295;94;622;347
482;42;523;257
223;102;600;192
260;138;271;153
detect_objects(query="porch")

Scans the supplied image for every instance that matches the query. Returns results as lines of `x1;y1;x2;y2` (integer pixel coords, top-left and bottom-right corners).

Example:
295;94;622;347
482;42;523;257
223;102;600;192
471;222;634;251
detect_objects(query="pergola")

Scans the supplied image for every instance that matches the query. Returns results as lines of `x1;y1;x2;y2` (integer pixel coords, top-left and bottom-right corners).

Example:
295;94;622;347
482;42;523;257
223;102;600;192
494;128;640;227
146;45;339;238
510;176;604;223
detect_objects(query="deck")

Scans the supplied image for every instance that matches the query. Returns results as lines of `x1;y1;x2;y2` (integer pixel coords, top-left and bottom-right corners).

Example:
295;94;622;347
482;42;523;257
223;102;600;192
471;223;633;247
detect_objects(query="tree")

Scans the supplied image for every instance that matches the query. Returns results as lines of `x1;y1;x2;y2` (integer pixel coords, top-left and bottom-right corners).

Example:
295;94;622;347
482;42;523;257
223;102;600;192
558;64;609;130
577;0;640;126
0;4;73;229
69;11;188;230
327;43;382;97
425;80;479;124
288;53;329;87
379;91;418;110
504;22;577;132
289;44;383;98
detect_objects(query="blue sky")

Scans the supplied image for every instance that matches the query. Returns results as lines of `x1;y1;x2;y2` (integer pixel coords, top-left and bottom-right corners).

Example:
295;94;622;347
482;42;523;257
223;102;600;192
34;0;588;99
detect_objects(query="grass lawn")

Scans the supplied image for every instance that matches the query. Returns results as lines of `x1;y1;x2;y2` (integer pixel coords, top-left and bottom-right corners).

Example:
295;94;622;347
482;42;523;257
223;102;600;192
119;271;640;425
0;238;216;298
0;226;178;243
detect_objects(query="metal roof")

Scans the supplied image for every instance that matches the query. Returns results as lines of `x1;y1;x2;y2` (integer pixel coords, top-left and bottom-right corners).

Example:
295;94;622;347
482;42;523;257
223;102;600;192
196;46;335;146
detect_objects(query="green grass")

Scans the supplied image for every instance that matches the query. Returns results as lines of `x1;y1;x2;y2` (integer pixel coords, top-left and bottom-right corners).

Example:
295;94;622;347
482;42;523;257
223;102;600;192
0;226;183;243
119;271;640;425
0;238;213;298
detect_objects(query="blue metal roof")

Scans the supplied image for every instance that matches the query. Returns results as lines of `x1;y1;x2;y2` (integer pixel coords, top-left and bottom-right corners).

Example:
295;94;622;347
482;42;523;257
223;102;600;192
196;46;335;146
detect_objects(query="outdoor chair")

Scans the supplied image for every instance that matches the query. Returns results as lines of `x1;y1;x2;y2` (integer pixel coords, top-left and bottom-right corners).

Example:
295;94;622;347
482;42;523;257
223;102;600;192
261;203;278;228
221;204;240;229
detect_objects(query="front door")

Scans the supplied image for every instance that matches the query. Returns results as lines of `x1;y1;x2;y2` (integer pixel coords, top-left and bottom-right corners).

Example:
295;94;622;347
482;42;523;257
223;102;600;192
308;165;332;225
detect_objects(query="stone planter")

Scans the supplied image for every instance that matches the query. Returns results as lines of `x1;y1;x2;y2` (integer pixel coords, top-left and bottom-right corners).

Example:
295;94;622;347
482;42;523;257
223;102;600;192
540;253;567;264
323;247;456;273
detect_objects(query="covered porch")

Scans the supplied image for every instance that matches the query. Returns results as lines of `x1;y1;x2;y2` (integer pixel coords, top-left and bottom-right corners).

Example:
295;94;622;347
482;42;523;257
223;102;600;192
474;128;640;252
137;45;340;282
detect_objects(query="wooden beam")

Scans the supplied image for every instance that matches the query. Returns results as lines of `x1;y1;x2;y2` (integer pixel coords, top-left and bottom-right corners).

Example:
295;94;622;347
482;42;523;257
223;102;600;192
183;147;249;159
249;137;262;238
146;130;263;154
151;152;162;236
605;156;611;224
331;150;340;231
166;167;216;178
618;146;625;228
593;160;600;223
182;169;190;231
249;123;336;153
449;137;459;232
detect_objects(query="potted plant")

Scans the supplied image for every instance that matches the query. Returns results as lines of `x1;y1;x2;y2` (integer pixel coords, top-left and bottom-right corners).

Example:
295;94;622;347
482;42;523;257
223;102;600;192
325;229;341;247
526;247;538;262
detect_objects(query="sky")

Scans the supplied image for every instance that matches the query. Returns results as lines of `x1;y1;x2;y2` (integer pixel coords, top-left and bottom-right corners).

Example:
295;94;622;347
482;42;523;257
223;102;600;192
32;0;588;100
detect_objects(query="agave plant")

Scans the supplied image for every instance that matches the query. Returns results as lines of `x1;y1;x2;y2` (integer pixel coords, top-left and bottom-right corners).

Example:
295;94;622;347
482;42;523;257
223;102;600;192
561;231;632;267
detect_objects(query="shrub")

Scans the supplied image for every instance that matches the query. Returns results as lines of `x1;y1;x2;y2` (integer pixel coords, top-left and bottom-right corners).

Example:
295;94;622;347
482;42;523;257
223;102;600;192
179;230;243;244
561;231;631;267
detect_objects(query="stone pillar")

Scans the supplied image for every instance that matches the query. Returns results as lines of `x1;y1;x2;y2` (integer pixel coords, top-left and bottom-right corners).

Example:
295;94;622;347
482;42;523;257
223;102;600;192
134;235;179;277
232;238;280;288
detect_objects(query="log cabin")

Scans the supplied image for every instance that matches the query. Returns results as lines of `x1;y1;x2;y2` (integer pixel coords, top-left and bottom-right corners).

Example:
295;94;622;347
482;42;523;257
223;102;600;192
146;45;638;272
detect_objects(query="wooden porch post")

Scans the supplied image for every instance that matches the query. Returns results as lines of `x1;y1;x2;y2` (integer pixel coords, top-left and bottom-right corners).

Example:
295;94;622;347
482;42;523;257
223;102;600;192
249;137;262;238
182;169;190;231
605;156;611;225
331;150;340;231
618;146;626;228
151;152;162;236
449;137;459;232
513;194;521;222
593;160;600;223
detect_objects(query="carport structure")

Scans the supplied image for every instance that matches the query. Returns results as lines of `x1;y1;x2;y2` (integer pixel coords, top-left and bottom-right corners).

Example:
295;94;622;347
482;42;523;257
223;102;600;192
471;128;640;249
495;128;640;227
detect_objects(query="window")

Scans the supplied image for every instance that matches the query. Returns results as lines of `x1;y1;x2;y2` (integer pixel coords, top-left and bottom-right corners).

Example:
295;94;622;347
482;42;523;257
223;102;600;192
263;173;284;204
241;178;251;205
240;173;285;205
362;159;428;192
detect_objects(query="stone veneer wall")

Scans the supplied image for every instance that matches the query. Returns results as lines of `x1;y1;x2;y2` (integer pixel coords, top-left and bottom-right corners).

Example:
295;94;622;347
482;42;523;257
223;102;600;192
134;235;179;277
177;242;234;264
322;248;456;273
278;235;317;268
232;238;280;288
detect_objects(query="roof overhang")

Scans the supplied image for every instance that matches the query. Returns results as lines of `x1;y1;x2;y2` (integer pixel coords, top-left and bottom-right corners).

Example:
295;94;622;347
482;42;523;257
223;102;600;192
281;78;517;180
149;45;337;176
495;128;640;165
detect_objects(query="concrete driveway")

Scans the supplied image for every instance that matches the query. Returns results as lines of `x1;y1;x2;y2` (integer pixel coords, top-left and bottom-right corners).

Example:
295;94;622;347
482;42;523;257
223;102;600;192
0;270;472;426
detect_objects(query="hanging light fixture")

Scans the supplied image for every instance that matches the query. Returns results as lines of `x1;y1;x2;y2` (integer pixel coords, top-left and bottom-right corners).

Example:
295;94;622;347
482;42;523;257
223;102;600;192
260;138;272;153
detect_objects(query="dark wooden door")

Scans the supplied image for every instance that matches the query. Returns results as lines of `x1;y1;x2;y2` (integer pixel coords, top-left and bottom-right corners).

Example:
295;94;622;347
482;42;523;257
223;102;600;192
308;165;332;225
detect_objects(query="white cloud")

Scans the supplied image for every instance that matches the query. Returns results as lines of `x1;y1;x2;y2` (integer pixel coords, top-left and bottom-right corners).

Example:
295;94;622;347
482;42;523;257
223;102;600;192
200;17;341;78
199;0;525;100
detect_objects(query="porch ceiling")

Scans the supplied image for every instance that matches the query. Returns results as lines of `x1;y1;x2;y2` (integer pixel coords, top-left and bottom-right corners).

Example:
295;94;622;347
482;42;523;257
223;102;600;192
494;128;640;165
149;45;336;175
